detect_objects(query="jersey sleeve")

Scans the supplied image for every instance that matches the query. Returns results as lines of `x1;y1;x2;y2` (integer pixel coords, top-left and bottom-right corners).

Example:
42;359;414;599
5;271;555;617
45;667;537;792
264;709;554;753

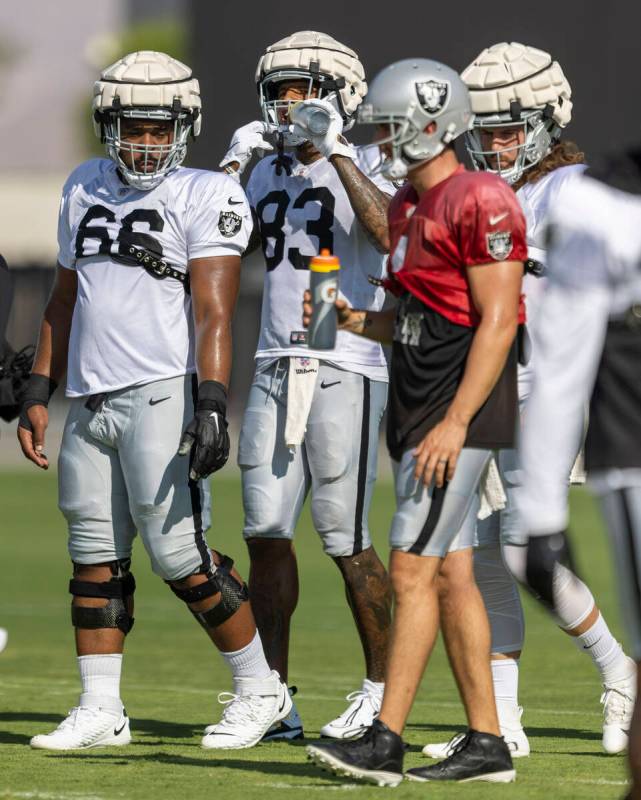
56;180;76;270
459;177;528;267
517;281;609;534
186;172;252;261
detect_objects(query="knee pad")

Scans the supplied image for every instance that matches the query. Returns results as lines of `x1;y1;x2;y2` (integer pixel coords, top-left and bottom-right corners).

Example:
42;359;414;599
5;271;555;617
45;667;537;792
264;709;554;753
521;531;577;615
549;563;594;630
474;544;525;654
169;554;249;630
69;559;135;635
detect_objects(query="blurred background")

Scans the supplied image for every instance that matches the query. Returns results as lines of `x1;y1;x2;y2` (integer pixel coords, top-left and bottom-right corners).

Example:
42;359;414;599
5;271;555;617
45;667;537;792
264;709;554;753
2;0;640;464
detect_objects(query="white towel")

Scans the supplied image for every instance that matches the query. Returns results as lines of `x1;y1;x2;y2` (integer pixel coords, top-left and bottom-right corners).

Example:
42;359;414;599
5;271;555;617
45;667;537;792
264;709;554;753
284;356;319;449
478;456;507;520
569;449;587;485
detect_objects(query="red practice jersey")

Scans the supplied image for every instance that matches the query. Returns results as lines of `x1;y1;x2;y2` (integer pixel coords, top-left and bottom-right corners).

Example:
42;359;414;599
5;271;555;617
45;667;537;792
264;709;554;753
385;165;528;460
386;165;527;326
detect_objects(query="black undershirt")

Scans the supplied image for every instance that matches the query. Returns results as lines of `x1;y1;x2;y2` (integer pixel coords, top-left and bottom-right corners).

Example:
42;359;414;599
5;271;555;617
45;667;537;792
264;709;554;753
387;292;519;462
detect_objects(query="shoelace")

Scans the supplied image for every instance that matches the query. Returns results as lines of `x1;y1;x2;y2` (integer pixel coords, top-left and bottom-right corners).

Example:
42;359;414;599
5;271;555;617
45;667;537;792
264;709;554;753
54;707;110;738
213;691;265;729
337;690;379;726
601;686;634;724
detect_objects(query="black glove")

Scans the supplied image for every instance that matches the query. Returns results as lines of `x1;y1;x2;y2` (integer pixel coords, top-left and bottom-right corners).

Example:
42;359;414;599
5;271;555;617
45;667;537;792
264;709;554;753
178;380;229;481
17;373;57;430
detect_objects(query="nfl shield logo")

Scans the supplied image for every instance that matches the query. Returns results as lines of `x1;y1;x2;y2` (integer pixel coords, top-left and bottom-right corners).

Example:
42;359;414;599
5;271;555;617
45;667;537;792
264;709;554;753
486;231;514;261
415;80;450;114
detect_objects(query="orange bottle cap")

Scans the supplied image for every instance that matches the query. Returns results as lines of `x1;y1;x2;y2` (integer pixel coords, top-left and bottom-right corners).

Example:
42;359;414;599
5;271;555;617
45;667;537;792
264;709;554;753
310;248;341;272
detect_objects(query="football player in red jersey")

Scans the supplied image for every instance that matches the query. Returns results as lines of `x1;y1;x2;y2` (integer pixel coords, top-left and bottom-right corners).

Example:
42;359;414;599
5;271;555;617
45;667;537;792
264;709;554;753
304;58;526;785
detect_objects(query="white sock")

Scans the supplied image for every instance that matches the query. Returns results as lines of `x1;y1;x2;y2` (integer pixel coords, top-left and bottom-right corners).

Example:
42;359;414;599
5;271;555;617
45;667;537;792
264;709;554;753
363;679;384;697
77;654;123;706
221;631;271;679
492;658;520;705
575;613;630;684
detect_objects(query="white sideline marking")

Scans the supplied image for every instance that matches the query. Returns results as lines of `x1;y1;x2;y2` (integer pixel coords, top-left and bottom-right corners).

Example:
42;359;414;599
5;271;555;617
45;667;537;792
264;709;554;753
0;792;108;800
561;779;629;787
0;682;603;718
255;783;361;791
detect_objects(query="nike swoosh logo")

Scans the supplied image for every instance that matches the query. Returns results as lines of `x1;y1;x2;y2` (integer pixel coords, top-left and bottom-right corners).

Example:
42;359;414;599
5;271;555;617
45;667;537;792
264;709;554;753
228;198;244;206
114;721;127;736
149;396;171;406
320;380;341;389
489;211;509;225
279;696;287;713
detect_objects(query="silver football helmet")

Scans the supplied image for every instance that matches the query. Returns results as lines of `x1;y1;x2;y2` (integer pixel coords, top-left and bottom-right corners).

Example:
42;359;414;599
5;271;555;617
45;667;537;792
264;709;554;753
93;51;201;191
255;30;367;147
358;58;473;180
462;42;572;184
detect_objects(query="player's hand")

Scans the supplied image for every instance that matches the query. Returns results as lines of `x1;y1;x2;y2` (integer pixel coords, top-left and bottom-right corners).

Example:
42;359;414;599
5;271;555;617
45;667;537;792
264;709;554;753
302;289;357;332
178;380;230;481
17;405;50;469
413;415;468;488
219;121;278;176
290;99;355;160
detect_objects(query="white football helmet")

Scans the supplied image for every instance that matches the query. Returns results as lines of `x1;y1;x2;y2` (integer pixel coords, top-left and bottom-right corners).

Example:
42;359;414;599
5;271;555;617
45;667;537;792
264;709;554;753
93;50;202;191
255;31;366;146
357;59;473;180
462;42;572;184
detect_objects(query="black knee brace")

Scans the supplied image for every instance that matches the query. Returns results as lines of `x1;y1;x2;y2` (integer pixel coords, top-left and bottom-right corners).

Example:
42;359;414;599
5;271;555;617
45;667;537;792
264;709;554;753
69;559;136;635
523;531;577;614
168;554;249;631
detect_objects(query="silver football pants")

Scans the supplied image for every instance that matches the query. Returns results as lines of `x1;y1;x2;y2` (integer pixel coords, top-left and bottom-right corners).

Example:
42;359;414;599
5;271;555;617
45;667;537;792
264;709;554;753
239;360;387;557
58;374;212;580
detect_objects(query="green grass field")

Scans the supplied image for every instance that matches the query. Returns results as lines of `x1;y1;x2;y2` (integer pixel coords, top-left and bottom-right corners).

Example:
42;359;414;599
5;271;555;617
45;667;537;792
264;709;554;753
0;469;632;799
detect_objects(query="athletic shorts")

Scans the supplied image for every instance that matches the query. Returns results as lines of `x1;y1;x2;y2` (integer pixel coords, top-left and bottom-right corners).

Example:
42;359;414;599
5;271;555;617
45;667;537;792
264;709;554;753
391;447;491;557
239;360;387;557
58;375;212;581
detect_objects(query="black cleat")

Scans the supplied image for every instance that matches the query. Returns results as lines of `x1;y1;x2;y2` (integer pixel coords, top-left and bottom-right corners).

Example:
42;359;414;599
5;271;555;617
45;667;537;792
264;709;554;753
306;719;404;787
406;729;515;783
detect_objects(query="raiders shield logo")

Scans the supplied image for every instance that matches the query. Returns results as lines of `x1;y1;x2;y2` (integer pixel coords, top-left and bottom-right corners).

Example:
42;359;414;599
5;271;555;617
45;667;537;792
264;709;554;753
486;230;514;261
218;210;242;238
415;80;450;114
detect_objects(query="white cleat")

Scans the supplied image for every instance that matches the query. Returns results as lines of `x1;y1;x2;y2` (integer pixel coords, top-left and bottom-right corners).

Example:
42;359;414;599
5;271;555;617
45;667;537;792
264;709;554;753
202;670;292;750
261;686;304;741
423;705;530;760
30;697;130;751
602;659;637;754
320;679;383;739
0;628;7;654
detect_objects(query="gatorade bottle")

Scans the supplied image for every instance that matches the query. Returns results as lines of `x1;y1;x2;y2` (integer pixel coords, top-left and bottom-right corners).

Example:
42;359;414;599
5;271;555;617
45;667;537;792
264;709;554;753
308;249;340;350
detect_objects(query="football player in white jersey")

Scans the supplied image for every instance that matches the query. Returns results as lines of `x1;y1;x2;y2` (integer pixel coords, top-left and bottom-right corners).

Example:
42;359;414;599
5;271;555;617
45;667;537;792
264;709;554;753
16;50;291;751
516;150;641;800
219;31;394;740
422;42;636;760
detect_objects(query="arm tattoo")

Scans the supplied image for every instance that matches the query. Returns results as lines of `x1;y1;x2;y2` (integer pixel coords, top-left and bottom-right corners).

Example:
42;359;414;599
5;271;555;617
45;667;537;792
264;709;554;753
330;155;391;253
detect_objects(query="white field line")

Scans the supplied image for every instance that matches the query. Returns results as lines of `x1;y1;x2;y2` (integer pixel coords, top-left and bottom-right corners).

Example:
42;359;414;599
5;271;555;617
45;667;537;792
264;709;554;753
255;783;362;792
0;679;603;718
0;792;110;800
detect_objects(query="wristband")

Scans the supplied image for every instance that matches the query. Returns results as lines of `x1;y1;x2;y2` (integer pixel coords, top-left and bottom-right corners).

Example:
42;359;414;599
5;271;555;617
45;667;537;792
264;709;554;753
196;380;227;415
19;373;58;431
